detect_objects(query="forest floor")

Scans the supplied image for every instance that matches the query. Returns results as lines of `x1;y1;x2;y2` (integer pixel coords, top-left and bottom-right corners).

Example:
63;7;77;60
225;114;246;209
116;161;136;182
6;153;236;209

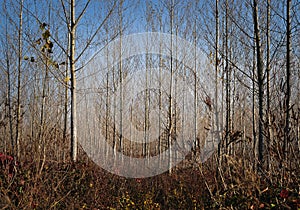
0;151;299;209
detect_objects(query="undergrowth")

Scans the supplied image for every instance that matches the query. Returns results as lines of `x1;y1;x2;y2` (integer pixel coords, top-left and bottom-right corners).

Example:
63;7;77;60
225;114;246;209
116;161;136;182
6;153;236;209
0;153;299;209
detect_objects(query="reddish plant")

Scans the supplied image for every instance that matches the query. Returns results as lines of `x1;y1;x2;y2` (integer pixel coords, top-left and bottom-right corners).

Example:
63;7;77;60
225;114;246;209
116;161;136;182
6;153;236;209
0;152;17;178
280;189;289;199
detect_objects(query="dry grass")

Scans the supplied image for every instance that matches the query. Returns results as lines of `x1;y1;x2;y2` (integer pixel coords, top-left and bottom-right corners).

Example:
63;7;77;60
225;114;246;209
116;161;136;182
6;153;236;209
0;150;299;210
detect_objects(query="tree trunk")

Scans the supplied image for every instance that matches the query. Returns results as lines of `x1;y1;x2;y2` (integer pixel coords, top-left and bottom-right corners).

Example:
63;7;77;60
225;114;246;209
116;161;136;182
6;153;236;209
70;0;77;162
266;0;271;170
252;0;264;169
284;0;291;163
168;0;175;174
63;31;70;163
158;12;163;167
118;0;124;162
193;20;198;154
215;0;221;158
5;40;14;154
225;0;230;155
16;0;24;159
252;45;257;172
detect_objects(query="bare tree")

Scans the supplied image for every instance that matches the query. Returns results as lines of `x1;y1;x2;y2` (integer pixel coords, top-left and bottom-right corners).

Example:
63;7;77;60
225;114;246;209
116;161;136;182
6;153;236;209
252;0;264;169
224;0;231;155
3;12;14;155
69;0;77;162
266;0;271;170
167;0;175;174
15;0;24;159
284;0;291;164
59;0;116;162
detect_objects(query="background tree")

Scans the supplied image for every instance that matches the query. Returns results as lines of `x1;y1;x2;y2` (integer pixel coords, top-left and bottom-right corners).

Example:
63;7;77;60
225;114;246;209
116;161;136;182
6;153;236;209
59;0;117;161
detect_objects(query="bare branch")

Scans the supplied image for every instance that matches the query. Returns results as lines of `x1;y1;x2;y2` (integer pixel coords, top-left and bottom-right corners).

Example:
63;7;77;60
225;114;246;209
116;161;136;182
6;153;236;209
75;0;117;63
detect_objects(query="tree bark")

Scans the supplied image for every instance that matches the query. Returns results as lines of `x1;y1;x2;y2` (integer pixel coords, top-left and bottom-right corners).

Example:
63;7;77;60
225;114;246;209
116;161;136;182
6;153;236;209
284;0;291;163
16;0;24;158
215;0;221;158
252;0;264;168
118;0;124;161
4;24;14;154
266;0;271;170
252;46;257;171
70;0;77;162
225;0;230;155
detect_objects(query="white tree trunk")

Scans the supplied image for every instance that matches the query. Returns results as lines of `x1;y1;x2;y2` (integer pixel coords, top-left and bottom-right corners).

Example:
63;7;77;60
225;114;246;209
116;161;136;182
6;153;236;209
70;0;77;162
